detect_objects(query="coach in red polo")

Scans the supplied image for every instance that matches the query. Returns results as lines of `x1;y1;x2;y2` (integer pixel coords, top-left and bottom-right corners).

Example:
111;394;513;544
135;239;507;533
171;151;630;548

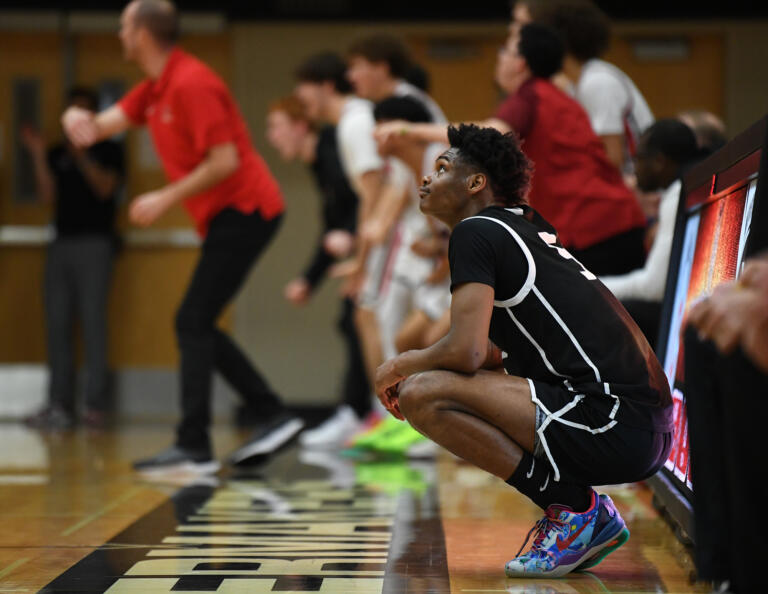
62;0;304;473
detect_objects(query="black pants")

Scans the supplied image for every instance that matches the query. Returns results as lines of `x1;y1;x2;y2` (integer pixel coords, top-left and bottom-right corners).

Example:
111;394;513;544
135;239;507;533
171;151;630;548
338;297;371;418
45;235;113;412
569;226;646;277
175;208;284;451
684;327;768;593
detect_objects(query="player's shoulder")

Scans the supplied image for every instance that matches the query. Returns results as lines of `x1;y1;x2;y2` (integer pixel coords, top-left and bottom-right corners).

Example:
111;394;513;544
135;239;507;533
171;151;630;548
337;100;375;138
171;53;226;91
339;99;374;125
579;60;625;94
454;208;520;241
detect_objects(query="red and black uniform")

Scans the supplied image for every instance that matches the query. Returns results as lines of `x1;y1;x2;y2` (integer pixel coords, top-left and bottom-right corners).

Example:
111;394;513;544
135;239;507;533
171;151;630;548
495;78;647;276
449;205;671;494
119;48;286;451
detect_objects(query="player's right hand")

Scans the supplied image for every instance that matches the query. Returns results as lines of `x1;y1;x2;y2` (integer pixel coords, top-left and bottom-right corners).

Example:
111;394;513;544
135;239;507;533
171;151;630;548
284;278;311;306
323;230;355;259
19;126;45;155
61;106;99;148
374;360;406;421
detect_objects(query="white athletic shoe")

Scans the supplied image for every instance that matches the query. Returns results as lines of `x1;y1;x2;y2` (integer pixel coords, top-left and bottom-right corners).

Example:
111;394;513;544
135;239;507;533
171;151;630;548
299;405;362;448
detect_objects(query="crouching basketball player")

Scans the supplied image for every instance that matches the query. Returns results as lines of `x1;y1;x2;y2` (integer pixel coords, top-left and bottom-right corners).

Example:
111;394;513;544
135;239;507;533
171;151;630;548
374;124;673;578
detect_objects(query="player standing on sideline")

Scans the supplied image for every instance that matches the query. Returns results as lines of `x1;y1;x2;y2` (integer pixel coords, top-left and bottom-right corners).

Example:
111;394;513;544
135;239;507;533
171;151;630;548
22;87;123;431
265;96;371;447
294;52;411;421
375;124;673;577
62;0;302;473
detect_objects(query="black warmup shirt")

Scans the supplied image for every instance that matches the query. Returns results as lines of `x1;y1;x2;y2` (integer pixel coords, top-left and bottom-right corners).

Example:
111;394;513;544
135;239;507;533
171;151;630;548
449;205;673;433
48;141;124;237
303;126;359;288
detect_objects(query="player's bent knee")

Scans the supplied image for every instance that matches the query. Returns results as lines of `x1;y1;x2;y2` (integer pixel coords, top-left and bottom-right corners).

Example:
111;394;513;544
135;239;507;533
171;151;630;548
398;371;447;423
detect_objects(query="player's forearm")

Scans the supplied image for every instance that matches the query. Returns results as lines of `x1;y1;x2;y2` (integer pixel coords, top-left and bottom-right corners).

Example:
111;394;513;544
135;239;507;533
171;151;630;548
30;153;55;203
92;106;130;143
370;186;408;239
160;144;239;205
402;119;509;145
352;235;372;272
392;330;489;378
73;154;119;199
355;170;384;228
408;122;449;144
302;242;334;289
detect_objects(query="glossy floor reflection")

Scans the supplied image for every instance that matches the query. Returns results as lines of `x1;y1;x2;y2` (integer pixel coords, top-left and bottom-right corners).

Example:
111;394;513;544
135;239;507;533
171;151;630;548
0;423;707;593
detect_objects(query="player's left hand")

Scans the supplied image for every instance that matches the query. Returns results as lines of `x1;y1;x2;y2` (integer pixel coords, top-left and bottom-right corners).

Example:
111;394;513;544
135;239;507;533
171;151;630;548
129;191;172;227
740;255;768;296
688;281;756;354
374;360;406;421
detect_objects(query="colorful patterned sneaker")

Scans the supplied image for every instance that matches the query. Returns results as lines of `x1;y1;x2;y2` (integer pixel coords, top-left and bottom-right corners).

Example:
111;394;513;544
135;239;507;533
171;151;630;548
505;490;629;578
574;494;630;571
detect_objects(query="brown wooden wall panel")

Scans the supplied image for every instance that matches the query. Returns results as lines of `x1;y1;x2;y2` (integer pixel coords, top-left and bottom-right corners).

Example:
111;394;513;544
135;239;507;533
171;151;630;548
408;35;506;122
605;33;725;120
0;32;232;367
0;246;232;366
0;248;47;362
107;248;199;367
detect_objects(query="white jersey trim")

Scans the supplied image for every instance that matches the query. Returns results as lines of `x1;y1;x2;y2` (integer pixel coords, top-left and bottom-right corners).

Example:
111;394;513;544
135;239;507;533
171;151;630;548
507;309;568;379
531;285;602;384
463;215;536;307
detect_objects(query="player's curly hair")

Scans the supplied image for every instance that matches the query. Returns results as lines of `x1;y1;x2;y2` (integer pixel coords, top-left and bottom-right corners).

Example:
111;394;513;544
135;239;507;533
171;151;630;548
447;124;531;206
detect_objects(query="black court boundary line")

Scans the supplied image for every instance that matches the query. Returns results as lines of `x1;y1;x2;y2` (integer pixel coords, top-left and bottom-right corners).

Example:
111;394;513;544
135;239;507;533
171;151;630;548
40;485;215;593
40;480;450;592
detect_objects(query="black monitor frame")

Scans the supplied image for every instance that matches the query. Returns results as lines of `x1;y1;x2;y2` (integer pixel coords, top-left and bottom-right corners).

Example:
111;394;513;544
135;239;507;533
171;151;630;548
649;115;768;537
658;115;768;377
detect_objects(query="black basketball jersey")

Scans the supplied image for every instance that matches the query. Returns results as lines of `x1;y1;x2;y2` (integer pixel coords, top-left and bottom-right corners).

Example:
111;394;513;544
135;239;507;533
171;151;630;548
449;205;673;433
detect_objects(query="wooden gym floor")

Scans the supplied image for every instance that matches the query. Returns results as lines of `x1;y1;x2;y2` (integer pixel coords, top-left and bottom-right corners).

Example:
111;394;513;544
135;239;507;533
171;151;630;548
0;423;708;593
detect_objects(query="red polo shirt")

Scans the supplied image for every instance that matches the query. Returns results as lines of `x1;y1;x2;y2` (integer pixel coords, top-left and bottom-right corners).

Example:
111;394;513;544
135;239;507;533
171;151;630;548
496;77;645;250
119;48;283;236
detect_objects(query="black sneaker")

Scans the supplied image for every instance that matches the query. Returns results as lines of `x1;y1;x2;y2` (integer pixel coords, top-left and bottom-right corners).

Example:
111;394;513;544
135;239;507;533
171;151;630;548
227;412;305;466
25;405;75;430
133;445;221;475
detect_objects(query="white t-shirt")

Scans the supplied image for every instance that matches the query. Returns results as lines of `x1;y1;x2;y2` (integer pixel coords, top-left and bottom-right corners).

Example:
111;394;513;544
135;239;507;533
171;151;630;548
601;179;681;301
576;59;654;172
336;97;383;195
394;80;447;124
